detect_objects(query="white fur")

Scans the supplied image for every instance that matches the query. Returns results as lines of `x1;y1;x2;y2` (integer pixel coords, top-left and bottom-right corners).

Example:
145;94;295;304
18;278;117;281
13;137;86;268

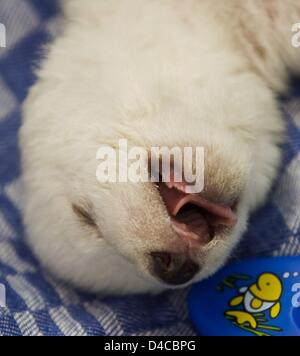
20;0;300;295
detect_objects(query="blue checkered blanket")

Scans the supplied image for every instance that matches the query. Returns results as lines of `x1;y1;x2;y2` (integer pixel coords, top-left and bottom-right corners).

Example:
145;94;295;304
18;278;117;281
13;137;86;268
0;0;299;336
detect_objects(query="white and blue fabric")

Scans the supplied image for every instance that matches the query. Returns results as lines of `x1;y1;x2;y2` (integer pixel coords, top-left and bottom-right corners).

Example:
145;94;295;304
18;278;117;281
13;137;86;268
0;0;299;336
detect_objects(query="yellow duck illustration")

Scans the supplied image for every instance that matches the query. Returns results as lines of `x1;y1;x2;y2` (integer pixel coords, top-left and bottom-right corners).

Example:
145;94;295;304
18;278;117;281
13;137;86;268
225;273;283;329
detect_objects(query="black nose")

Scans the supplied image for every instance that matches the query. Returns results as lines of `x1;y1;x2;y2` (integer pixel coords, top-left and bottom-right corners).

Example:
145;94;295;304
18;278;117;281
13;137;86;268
150;251;200;286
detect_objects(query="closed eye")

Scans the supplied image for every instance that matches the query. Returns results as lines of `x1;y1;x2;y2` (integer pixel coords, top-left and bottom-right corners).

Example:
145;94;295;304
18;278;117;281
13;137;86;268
72;200;102;238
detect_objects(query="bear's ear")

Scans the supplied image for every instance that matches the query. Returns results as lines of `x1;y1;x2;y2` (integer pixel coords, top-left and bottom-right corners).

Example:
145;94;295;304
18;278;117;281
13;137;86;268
270;302;281;319
72;200;97;229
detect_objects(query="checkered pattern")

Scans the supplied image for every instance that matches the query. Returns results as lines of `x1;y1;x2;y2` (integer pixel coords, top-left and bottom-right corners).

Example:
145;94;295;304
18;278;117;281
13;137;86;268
0;0;299;336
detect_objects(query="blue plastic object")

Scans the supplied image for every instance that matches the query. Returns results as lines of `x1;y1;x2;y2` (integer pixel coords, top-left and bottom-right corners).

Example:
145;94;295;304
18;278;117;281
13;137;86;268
188;257;300;336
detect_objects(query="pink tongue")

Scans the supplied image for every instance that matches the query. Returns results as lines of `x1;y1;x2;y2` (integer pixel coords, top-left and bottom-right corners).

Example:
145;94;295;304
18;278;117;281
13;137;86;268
158;183;237;228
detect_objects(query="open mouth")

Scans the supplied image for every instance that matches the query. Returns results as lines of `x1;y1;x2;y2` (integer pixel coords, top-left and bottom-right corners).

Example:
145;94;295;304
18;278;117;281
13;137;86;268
157;181;238;246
